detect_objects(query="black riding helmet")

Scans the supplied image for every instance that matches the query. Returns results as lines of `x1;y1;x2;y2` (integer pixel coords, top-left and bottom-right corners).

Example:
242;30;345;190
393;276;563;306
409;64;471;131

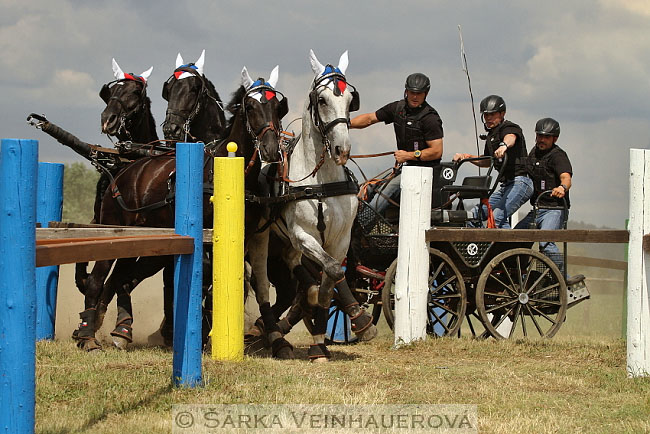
405;73;431;93
480;95;506;114
535;117;561;137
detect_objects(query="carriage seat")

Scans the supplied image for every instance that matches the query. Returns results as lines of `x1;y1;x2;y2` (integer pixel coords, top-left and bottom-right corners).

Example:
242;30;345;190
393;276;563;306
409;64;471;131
440;175;493;200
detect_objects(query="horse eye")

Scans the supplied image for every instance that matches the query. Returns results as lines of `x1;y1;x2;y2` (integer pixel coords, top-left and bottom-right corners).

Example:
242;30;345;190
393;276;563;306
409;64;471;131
318;97;326;105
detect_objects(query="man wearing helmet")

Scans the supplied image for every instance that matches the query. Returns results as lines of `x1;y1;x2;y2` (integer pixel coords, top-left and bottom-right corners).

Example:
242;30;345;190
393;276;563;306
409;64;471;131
453;95;533;228
515;118;573;273
350;72;444;213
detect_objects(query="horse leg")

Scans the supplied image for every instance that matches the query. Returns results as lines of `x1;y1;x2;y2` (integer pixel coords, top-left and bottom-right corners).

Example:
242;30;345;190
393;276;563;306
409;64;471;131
75;259;115;351
287;228;344;308
248;230;293;359
334;277;378;342
105;258;138;349
306;306;331;362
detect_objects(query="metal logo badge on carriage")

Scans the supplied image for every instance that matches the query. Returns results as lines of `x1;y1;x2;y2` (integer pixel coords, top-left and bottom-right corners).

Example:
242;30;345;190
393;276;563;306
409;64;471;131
466;243;479;256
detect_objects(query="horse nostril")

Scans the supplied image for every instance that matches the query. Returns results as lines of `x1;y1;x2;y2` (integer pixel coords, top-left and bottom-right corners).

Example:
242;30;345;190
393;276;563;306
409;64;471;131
335;146;342;156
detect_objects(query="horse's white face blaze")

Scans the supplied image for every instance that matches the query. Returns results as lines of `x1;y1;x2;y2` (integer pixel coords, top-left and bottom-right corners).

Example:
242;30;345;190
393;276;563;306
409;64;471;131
240;65;284;163
315;86;352;165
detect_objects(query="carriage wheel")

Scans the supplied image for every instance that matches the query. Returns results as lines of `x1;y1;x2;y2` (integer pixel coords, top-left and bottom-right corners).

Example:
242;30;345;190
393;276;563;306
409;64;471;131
382;248;466;337
475;248;568;339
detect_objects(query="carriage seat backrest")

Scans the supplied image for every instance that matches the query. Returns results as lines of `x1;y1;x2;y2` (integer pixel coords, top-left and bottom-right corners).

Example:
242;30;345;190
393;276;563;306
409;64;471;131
440;175;493;200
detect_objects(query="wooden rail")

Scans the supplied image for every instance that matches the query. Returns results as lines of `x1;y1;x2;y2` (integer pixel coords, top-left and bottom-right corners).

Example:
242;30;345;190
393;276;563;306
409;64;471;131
40;222;213;243
425;228;630;244
36;234;194;267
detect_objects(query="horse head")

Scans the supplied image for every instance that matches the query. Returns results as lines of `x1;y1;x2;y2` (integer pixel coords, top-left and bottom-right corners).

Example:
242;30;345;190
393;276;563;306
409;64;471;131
162;50;227;145
230;65;287;163
307;49;359;166
100;59;154;141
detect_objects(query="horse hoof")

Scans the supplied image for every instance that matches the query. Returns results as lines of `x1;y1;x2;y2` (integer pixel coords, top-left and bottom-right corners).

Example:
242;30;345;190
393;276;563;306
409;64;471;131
77;338;102;352
111;335;130;350
271;337;294;360
307;285;319;306
307;343;331;362
356;323;378;342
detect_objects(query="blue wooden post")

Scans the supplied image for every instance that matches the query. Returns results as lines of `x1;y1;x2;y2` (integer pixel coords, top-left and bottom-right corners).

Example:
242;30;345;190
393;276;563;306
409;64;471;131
173;142;203;387
0;138;38;434
35;162;64;341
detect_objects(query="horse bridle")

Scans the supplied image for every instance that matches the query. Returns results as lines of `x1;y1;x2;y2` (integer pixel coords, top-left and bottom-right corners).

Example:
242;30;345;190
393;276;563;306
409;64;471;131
162;65;222;142
241;83;288;163
100;78;148;141
308;68;360;149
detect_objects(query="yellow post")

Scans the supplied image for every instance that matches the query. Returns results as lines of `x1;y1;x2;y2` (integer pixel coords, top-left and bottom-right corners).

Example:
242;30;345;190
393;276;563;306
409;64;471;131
211;142;244;360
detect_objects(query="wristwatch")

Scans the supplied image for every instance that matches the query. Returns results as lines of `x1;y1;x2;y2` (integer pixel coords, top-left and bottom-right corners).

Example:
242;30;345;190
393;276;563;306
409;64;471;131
414;150;422;160
560;184;568;191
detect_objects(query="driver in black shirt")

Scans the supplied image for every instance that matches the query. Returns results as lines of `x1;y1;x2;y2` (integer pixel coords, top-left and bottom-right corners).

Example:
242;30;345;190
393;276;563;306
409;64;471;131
350;72;443;214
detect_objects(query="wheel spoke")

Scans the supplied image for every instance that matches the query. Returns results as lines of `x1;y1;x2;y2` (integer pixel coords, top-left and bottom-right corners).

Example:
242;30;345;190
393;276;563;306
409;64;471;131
519;307;527;337
485;298;517;314
516;255;524;292
528;304;560;325
484;291;517;300
430;309;451;334
529;282;560;298
528;298;562;306
488;273;519;297
492;303;517;330
430;300;459;316
500;261;517;291
525;304;544;335
508;304;521;338
433;293;462;300
430;262;444;283
525;268;551;295
432;273;457;290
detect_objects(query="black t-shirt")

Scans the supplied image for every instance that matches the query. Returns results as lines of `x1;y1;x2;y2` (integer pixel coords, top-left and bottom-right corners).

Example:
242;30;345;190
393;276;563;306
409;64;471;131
376;100;443;167
482;120;527;181
527;144;573;209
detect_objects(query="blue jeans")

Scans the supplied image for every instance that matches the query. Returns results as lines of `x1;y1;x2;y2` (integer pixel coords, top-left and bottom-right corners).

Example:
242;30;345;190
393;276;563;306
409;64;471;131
474;176;533;228
370;173;401;216
515;208;568;273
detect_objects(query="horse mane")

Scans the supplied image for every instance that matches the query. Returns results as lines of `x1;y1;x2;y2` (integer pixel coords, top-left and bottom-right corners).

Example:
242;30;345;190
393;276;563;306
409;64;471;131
221;86;246;138
141;94;159;141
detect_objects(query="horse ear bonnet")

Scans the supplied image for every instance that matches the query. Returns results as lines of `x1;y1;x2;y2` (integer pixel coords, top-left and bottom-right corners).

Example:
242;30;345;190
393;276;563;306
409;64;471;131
100;83;111;103
162;76;173;101
349;90;360;112
278;97;289;119
309;90;319;110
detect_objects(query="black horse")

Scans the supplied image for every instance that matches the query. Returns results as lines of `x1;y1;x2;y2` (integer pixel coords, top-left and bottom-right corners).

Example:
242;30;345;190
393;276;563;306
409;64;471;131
76;62;286;351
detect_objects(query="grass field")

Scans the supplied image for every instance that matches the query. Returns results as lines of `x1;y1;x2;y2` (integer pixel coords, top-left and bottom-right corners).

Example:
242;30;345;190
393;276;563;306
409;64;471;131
36;322;649;433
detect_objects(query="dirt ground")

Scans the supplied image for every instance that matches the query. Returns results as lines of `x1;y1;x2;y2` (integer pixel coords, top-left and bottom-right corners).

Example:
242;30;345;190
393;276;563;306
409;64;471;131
54;263;266;346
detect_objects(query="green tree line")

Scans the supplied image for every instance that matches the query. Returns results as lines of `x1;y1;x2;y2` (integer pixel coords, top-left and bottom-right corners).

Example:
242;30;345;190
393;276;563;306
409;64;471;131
62;162;99;223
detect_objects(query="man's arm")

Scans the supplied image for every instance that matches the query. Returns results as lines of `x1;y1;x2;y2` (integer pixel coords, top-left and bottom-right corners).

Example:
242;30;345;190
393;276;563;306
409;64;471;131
350;112;379;129
493;133;517;159
551;173;572;198
395;138;443;164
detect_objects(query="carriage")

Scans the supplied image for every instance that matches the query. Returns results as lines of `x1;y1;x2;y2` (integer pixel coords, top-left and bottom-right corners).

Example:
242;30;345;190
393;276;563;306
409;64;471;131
326;156;590;342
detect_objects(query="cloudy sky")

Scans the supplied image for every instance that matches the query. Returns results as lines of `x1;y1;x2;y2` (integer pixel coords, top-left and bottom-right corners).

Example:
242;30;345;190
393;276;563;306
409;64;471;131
2;0;649;228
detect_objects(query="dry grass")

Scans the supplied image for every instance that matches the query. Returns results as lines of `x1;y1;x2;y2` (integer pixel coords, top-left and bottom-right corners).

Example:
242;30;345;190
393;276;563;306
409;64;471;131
35;330;649;434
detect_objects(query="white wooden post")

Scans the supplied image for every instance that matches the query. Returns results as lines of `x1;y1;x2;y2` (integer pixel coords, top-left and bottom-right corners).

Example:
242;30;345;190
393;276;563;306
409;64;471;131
394;166;433;346
627;149;650;377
